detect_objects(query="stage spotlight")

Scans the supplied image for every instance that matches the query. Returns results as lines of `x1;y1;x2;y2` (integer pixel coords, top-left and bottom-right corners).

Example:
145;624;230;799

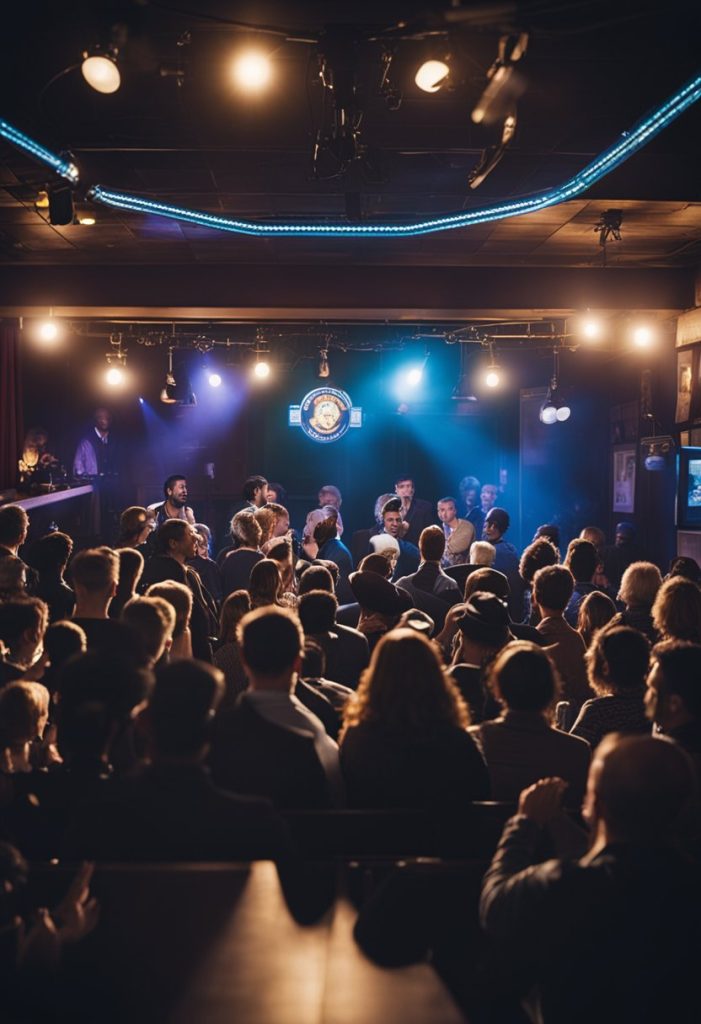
81;50;121;94
415;60;449;94
632;323;654;348
233;52;271;92
540;348;570;424
581;316;603;341
37;319;60;344
407;366;424;387
539;400;558;425
208;372;222;388
105;366;125;386
485;366;501;388
253;359;270;379
556;402;571;422
138;397;144;404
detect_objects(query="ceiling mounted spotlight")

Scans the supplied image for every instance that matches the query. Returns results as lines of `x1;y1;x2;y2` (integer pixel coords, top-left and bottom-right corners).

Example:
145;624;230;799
105;334;127;387
37;313;61;344
208;371;222;388
484;343;501;388
415;59;450;94
160;347;196;405
252;331;271;379
539;348;570;425
318;347;330;379
632;323;655;348
580;312;603;341
233;51;272;92
81;46;121;94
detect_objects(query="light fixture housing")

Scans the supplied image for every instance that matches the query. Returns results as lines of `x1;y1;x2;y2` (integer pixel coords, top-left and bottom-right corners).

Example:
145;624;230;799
81;49;121;94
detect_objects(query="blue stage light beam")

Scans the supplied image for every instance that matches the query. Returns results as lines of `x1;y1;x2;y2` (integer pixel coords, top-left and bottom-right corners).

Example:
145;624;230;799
85;72;701;237
0;119;79;183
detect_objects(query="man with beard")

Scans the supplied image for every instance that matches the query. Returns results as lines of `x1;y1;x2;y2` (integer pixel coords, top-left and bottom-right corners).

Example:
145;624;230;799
152;475;196;527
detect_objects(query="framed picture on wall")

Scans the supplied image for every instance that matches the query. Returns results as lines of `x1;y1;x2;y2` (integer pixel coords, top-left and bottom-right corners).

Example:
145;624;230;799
612;446;636;513
676;348;693;423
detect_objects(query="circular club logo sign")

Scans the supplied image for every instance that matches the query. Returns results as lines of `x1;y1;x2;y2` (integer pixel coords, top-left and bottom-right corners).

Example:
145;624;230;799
300;387;352;443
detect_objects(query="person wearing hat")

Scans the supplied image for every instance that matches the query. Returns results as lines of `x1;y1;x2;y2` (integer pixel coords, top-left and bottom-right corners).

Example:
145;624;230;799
349;569;413;652
448;591;515;722
483;507;525;622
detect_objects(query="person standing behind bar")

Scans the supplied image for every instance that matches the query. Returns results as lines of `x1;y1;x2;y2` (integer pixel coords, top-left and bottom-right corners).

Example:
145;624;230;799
73;408;120;541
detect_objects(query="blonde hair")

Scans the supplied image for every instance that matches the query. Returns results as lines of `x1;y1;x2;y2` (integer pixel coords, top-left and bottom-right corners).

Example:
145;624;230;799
0;681;50;748
652;576;701;643
619;561;662;609
146;581;193;638
470;541;496;566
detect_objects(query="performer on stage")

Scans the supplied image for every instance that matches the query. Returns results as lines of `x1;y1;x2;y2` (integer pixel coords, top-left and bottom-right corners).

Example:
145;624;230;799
151;475;196;526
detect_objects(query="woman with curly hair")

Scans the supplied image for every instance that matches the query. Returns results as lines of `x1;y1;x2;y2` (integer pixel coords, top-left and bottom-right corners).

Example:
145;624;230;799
339;628;489;808
652;576;701;644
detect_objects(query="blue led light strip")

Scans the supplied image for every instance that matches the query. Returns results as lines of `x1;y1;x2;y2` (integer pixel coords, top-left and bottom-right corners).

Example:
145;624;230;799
0;119;79;184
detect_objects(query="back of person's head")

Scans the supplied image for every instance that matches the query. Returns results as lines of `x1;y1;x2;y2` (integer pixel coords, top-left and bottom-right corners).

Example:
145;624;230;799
358;552;393;578
591;733;697;843
56;697;114;765
298;589;338;634
32;531;73;573
57;651;152;720
488;642;559;713
242;475;267;501
469;541;496;566
266;481;287;504
121;596;175;667
194;523;211;549
619;561;663;610
577;590;617;645
311;558;340;585
565;538;599;583
666;556;701;584
0;556;26;595
586;624;650;696
534;524;561;550
533;564;574;612
519;537;559;585
652;576;701;643
237;606;303;676
301;639;327;679
0;682;49;748
298;564;335;596
231;509;262;548
579;526;606;554
0;506;28;548
651;641;701;720
118;506;150;544
70;547;119;592
486;507;510;535
154;519;189;556
266;536;293;569
148;661;224;758
163;474;186;499
44;620;86;668
343;628;468;737
115;547;144;594
419;525;446;563
0;598;48;649
464;567;510;602
146;581;192;639
249;558;282;607
254;506;276;546
219;589;251;643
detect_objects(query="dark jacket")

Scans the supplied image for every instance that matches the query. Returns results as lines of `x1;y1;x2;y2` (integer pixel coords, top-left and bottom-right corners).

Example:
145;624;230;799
401;497;434;546
140;554;215;662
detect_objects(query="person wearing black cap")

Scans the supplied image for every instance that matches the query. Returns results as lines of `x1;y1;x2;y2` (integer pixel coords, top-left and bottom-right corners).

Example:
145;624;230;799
484;508;525;622
349;568;413;652
449;591;515;722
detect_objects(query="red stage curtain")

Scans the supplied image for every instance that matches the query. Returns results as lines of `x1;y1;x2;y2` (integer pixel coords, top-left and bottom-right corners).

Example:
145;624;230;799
0;320;23;490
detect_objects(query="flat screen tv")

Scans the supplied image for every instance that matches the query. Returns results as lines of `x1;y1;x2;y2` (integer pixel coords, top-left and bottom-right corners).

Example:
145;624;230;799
677;447;701;529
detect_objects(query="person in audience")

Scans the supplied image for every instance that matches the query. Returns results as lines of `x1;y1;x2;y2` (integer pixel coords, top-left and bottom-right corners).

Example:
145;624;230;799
609;560;662;643
213;589;251;707
296;568;369;686
209;606;344;808
533;523;561;553
39;620;86;696
139;521;215;662
318;485;344;536
249;558;287;609
350;491;396;567
534;564;592;716
393;475;434;547
436;496;475;567
479;735;701;1023
70;547;135;656
483;508;524;622
146;580;194;660
220;510;263;595
579;525;611;591
117;505;155;553
109;547;144;619
254;506;276;550
472;642;590;805
298;589;369;688
563;538;601;626
0;505;37;593
266;537;297;601
152;474;196;526
300;640;354;714
0;599;49;686
448;591;515;722
519;535;559;626
265;481;286;505
0;681;51;773
349;568;412;652
340;628;489;808
31;531;74;621
461;568;549;649
188;523;222;607
121;596;175;669
64;661;296;863
603;521;645;592
570;625;651;749
651;576;701;644
458;475;481;520
0;556;27;601
665;555;701;584
261;502;293;548
470;540;496;567
362;497;420;581
645;640;701;775
394;526;461;632
576;590;617;648
311;513;354;603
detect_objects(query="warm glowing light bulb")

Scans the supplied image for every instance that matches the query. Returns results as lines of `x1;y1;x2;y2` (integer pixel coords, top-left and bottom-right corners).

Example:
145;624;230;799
253;360;270;379
81;54;121;94
106;366;124;386
485;368;500;389
234;52;271;91
208;372;222;388
38;320;59;343
415;60;449;93
632;324;654;348
78;216;96;226
581;317;602;340
407;366;423;386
